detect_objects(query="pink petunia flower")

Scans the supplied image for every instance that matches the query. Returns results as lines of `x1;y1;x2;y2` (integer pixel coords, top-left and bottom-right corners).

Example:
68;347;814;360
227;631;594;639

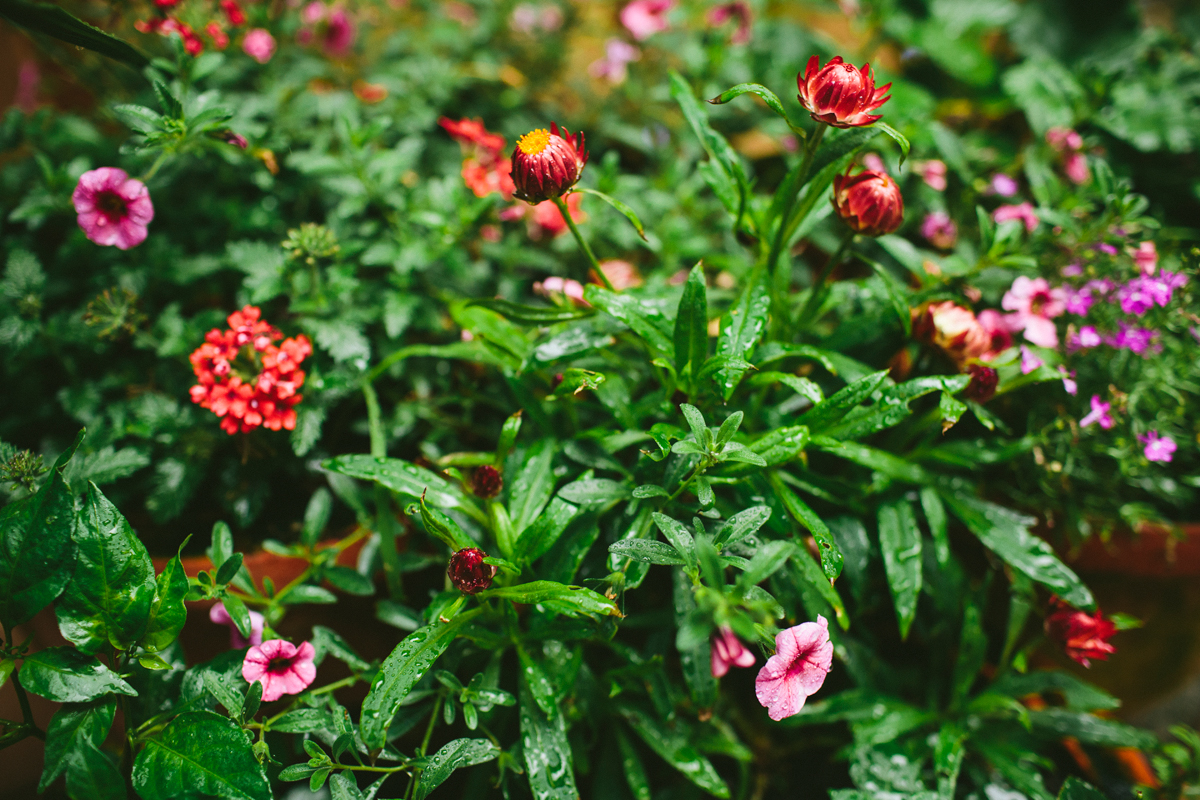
533;276;588;307
242;28;276;63
210;601;265;648
588;38;641;84
620;0;673;40
1139;431;1177;463
755;615;833;721
989;173;1019;197
1106;324;1157;356
72;167;154;250
1019;345;1043;374
920;211;957;250
1002;276;1066;348
1131;241;1157;275
1118;278;1155;316
1080;395;1115;430
993;202;1039;233
1061;263;1083;278
242;639;316;702
711;626;756;678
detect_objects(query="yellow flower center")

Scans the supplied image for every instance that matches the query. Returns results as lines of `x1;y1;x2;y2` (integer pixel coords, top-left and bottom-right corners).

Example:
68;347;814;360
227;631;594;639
517;128;552;156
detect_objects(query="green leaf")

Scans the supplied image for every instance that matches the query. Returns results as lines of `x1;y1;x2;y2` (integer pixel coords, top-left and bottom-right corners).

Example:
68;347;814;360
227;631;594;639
872;122;911;167
938;392;968;433
673;567;716;707
311;625;371;672
951;604;986;705
469;298;595;325
877;500;922;640
788;551;849;630
746;425;810;468
573;187;648;241
207;521;233;574
713;506;771;547
990;670;1119;711
632;485;668;499
715;270;770;399
520;671;577;800
621;703;730;798
325;565;375;596
919;488;951;567
516;496;581;564
737;540;795;589
616;728;652;800
214;552;244;586
708;83;792;124
653;513;696;572
797;370;890;434
323;455;483;524
414;738;500;800
0;431;80;630
221;593;252;641
131;710;270;800
552;368;606;396
508;439;556;534
479;581;618;618
583;286;673;357
670;70;750;224
941;491;1093;609
608;539;686;566
141;543;189;653
360;610;479;751
413;494;475;552
556;478;628;505
1057;777;1108;800
813;439;933;484
39;698;116;792
0;0;149;68
302;488;333;548
20;647;136;702
1028;709;1156;748
934;724;966;800
768;476;843;580
65;741;126;800
56;482;156;654
673;264;708;388
328;773;365;800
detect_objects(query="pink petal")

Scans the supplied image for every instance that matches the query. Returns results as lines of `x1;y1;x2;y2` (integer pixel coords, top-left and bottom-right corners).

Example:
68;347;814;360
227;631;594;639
257;674;285;702
209;602;233;626
1022;317;1058;348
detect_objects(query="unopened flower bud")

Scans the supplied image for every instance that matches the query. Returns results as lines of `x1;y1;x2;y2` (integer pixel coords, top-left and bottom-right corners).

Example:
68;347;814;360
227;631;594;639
511;123;587;204
473;465;503;499
832;168;903;237
448;548;497;594
963;364;998;403
797;55;891;128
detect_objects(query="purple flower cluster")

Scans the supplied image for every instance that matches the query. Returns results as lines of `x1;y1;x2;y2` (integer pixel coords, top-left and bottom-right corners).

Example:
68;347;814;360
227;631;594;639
1117;271;1188;316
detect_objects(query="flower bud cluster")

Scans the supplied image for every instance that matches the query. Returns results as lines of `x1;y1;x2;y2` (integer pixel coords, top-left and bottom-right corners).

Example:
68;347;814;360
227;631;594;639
188;305;311;435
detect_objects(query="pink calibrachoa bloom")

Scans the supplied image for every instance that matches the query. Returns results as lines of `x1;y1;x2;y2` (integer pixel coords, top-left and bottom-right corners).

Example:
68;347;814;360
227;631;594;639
1019;345;1043;375
242;28;276;63
1139;431;1177;463
620;0;673;40
755;615;833;721
1002;276;1066;348
534;276;588;307
1058;366;1078;396
711;626;755;678
1080;395;1115;430
72;168;154;250
707;1;752;45
977;310;1013;359
1063;152;1090;185
242;639;316;702
993;202;1039;233
1068;325;1102;351
210;601;265;648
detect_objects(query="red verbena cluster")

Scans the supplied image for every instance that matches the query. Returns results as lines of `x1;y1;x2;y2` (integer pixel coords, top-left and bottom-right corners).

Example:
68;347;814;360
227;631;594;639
188;306;311;435
136;0;250;55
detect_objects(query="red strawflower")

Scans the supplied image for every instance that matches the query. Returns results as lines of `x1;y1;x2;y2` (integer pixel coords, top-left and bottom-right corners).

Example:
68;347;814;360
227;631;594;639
220;0;246;25
1044;596;1117;668
797;55;890;128
448;548;496;594
510;123;587;205
473;466;503;499
832;167;903;236
188;305;311;435
206;22;230;50
963;364;999;403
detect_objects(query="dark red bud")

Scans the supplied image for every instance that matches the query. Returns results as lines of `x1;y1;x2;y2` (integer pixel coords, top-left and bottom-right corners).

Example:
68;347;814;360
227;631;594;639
473;465;503;499
448;547;496;594
832;168;904;237
963;364;999;403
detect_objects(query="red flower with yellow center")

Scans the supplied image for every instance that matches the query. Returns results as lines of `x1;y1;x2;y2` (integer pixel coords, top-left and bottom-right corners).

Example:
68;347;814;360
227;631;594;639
510;123;587;204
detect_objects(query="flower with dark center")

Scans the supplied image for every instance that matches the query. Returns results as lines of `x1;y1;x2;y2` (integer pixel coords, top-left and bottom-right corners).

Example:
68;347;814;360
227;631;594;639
72;168;155;250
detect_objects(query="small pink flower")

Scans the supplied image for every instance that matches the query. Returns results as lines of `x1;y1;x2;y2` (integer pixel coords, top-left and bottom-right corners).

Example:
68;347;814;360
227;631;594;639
989;173;1019;197
993;202;1039;233
1058;366;1077;396
711;626;755;677
1080;395;1115;430
242;639;316;702
707;1;751;45
1064;286;1093;316
861;153;886;173
1061;263;1083;277
1002;276;1065;348
920;211;957;249
242;28;276;63
1131;241;1157;275
1139;431;1177;463
977;309;1013;359
72;167;154;250
916;159;947;191
620;0;673;40
1068;325;1102;351
1019;345;1042;374
755;615;833;721
534;276;589;307
588;38;641;84
209;601;265;648
1063;152;1089;184
1046;127;1083;152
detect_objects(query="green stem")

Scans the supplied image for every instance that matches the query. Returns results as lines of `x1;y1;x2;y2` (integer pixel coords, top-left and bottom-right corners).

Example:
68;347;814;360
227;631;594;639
666;462;707;504
9;670;43;741
552;195;615;291
363;383;405;598
404;694;444;800
140;151;170;183
796;229;855;330
766;124;828;330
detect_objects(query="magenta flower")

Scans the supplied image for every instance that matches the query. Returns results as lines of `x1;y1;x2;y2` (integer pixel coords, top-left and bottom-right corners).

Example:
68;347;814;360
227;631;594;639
707;2;752;45
1002;276;1066;348
1058;366;1078;396
1131;241;1157;275
1139;431;1177;463
977;309;1013;358
1046;127;1083;152
620;0;673;40
711;626;756;678
755;615;833;721
993;202;1039;233
242;639;316;702
1080;395;1115;430
1061;263;1083;278
1063;152;1090;184
588;38;640;84
242;28;276;63
72;168;154;250
920;211;957;250
989;173;1019;197
1118;278;1155;316
916;159;947;191
210;601;265;648
1068;325;1102;351
1107;324;1157;355
1064;285;1093;316
1148;271;1188;307
1019;345;1042;375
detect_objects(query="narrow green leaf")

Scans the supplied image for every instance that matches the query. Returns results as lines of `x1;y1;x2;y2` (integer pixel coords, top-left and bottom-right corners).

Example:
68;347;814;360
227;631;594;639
573;187;648;241
412;494;474;552
877;500;922;640
621;703;730;798
1057;777;1108;800
789;551;849;630
873;122;911;167
768;476;843;580
20;647;136;702
65;742;125;800
673;567;716;707
302;488;333;548
951;604;986;705
708;83;791;123
918;488;951;567
1028;709;1156;748
608;539;686;566
214;552;244;586
507;439;556;534
934;724;966;800
0;0;149;68
653;513;696;571
673;264;708;388
131;711;270;800
479;581;618;618
516;496;581;564
520;673;577;800
414;739;500;800
323;455;484;524
616;728;652;800
556;478;628;505
583;286;673;357
715;268;770;399
797;370;890;433
468;298;595;325
141;542;189;653
516;645;557;716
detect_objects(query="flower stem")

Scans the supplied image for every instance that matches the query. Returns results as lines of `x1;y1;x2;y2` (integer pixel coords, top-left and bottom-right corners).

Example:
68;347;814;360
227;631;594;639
767;124;827;337
796;229;856;330
552;195;615;291
140;151;170;183
363;383;405;598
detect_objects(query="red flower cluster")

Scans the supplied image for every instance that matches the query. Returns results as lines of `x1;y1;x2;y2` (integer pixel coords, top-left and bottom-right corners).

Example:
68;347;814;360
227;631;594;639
1044;596;1117;667
188;306;311;435
136;0;249;55
439;117;516;200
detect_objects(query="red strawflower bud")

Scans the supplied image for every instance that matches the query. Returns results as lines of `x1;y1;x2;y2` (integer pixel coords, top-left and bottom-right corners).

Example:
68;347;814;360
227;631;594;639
1044;596;1117;668
448;548;497;594
797;55;891;128
963;364;998;403
473;465;503;499
511;123;587;205
832;168;904;237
